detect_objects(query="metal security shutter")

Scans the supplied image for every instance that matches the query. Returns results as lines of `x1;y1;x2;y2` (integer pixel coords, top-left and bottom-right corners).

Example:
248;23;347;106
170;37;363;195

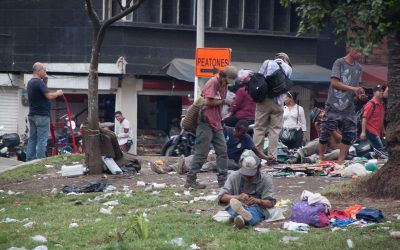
0;88;19;135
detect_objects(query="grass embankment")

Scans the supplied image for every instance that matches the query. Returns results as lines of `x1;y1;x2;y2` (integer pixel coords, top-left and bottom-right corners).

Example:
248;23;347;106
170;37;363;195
0;187;399;249
0;154;84;185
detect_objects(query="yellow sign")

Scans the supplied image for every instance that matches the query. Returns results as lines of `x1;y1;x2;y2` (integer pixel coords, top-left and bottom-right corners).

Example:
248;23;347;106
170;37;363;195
195;48;232;77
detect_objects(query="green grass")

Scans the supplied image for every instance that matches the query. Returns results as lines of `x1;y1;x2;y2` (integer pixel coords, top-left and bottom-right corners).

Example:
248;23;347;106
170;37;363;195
0;154;84;185
0;188;399;249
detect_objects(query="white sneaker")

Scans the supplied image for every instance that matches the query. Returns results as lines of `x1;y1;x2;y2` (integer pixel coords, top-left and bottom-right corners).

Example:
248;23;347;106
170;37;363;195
234;215;246;229
230;198;252;221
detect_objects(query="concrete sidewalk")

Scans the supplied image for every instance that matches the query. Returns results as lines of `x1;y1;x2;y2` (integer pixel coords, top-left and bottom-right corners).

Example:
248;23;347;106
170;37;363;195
0;157;23;174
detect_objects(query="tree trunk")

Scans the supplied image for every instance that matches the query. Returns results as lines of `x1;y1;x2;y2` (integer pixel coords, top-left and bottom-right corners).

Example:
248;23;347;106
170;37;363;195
85;40;103;174
365;33;400;198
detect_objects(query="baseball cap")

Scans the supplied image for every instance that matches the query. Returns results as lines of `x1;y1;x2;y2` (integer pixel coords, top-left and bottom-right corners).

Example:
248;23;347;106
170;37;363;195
222;65;238;85
310;107;321;124
275;52;292;67
239;155;261;176
372;85;383;92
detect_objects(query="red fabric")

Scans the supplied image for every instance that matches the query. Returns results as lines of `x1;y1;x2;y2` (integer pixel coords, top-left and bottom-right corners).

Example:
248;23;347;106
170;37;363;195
231;87;256;120
201;77;227;131
363;97;385;136
329;210;351;220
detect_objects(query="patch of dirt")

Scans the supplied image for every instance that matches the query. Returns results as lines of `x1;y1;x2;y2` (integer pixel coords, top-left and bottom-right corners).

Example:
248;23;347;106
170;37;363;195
2;157;400;219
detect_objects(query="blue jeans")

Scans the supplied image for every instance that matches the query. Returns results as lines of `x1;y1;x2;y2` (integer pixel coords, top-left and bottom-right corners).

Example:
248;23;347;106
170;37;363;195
26;115;50;161
366;131;384;150
227;204;265;226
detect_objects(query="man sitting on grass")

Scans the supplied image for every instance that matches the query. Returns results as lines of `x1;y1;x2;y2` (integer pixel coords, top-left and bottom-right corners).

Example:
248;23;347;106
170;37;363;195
218;153;276;229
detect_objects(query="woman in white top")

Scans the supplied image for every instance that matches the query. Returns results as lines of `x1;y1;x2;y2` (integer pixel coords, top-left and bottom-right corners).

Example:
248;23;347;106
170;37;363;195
281;92;307;149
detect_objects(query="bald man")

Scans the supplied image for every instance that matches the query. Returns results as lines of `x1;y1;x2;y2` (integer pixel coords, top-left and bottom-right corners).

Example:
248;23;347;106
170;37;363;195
26;62;63;161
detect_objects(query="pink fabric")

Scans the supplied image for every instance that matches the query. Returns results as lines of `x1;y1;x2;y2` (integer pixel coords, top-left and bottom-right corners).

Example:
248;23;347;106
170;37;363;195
201;77;227;131
231;87;256;120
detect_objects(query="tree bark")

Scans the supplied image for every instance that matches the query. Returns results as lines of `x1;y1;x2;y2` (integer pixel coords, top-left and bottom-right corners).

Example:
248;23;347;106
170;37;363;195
84;0;144;174
365;33;400;198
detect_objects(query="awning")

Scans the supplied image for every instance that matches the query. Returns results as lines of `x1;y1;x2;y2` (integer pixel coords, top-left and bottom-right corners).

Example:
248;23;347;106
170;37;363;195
361;64;387;87
162;58;332;88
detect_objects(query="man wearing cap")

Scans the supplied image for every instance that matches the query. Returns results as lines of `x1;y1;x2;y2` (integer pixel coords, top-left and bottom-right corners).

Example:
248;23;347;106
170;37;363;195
253;53;292;164
360;85;386;150
185;66;238;189
319;47;366;164
218;153;275;229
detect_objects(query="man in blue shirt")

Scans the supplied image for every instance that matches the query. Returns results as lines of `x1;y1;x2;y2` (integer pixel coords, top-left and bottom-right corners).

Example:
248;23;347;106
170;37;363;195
224;120;271;170
26;62;63;161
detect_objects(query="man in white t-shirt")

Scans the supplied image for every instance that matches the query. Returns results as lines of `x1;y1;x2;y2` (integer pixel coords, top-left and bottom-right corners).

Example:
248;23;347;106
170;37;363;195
114;111;133;152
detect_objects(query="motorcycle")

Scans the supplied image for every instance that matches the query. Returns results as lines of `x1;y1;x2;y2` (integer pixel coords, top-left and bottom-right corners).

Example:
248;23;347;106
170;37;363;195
0;126;25;160
160;130;196;157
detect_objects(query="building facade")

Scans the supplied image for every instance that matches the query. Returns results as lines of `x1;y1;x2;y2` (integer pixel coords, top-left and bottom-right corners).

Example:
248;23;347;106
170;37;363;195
0;0;345;154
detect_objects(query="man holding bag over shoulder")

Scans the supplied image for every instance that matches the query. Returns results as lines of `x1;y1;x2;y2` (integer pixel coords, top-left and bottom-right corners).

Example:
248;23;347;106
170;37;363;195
185;66;238;189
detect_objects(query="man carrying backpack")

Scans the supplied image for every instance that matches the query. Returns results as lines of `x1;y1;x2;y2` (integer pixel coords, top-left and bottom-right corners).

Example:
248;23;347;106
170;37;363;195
360;85;386;150
318;47;366;165
253;53;292;164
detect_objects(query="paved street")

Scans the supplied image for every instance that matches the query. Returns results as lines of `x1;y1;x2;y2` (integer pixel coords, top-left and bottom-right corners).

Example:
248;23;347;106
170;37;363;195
0;157;22;174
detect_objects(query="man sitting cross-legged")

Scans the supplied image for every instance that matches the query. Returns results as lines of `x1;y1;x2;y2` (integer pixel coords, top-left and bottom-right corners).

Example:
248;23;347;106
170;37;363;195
218;153;276;229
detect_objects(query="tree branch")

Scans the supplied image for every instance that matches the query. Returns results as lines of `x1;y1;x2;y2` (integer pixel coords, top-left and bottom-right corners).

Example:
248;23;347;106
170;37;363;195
84;0;101;29
103;0;144;28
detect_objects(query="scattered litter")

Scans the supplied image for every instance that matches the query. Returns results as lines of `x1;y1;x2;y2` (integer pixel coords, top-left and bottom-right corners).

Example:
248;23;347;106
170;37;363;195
23;221;37;229
21;218;30;223
170;237;184;247
168;172;177;175
61;164;86;177
254;227;270;233
99;207;113;215
174;193;181;197
104;200;119;206
390;231;400;239
69;223;79;228
190;243;200;249
50;188;58;194
150;191;160;196
341;163;371;178
281;236;300;244
43;222;50;227
74;200;83;206
102;156;122;175
347;239;354;248
195;210;202;215
125;190;133;198
66;192;83;196
283;221;310;233
7;190;16;195
2;218;18;223
122;186;130;192
184;190;191;196
25;207;31;211
103;185;117;193
32;246;48;250
152;183;167;189
0;208;5;212
45;164;54;168
264;207;286;222
7;247;28;250
193;195;218;202
212;211;231;222
393;214;400;220
63;182;107;193
31;235;47;243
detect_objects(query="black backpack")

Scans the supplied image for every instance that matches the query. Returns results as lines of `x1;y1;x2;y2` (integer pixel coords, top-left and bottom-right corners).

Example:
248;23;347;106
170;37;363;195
245;73;269;103
266;62;294;98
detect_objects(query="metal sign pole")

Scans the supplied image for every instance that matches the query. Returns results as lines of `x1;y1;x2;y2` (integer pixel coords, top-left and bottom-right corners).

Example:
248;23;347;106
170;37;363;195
195;0;204;99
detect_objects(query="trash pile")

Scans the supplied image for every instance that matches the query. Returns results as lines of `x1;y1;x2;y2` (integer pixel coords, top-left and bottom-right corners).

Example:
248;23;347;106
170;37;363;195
270;158;385;178
285;190;385;233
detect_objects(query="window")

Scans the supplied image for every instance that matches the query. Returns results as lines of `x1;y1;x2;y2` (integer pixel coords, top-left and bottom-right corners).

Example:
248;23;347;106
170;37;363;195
102;0;300;34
